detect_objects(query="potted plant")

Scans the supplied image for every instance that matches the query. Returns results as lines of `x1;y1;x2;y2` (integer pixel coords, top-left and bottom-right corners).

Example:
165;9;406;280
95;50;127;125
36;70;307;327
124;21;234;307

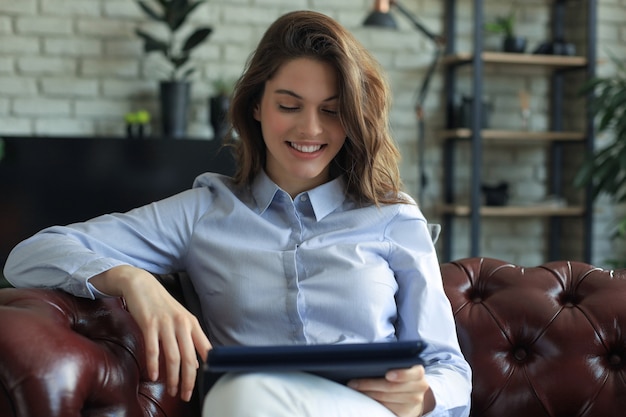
574;54;626;267
135;0;213;138
209;77;235;141
484;7;526;53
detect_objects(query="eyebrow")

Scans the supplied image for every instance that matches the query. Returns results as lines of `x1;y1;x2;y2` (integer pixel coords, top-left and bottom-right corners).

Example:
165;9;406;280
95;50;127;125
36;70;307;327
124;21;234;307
274;89;338;102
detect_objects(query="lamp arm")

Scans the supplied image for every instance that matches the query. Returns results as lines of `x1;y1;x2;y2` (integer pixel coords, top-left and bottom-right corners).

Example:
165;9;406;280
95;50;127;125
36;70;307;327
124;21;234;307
414;45;444;204
416;47;444;111
390;0;445;46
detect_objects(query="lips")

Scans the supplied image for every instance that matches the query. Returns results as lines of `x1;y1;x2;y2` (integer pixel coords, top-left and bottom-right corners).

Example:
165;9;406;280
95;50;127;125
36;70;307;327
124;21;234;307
288;142;325;153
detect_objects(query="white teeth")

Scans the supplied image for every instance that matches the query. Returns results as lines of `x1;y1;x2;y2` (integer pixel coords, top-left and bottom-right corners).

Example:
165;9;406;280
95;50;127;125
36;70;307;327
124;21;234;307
290;142;322;153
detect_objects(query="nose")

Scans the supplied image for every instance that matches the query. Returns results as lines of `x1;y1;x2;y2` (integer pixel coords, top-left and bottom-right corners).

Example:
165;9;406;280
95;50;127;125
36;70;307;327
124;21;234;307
297;109;323;138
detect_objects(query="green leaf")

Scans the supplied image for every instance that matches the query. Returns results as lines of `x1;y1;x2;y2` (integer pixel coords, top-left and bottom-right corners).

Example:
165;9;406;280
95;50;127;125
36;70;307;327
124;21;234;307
595;157;622;196
166;0;187;31
180;67;196;80
166;0;205;31
135;29;168;54
182;27;212;53
616;125;626;146
136;1;164;22
596;88;626;132
612;219;626;232
573;158;595;188
484;22;505;34
579;77;604;93
483;10;515;37
171;55;190;69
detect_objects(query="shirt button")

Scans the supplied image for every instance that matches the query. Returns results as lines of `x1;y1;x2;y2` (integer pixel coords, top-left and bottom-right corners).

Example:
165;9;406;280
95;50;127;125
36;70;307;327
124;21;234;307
300;195;308;202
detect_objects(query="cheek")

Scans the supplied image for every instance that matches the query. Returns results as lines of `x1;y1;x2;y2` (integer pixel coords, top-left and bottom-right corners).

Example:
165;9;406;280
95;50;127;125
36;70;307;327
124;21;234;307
261;110;291;138
330;123;347;145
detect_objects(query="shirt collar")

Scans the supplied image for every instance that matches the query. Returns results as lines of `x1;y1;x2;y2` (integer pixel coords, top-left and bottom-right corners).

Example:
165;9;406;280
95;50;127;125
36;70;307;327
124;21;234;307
307;176;346;221
251;171;347;221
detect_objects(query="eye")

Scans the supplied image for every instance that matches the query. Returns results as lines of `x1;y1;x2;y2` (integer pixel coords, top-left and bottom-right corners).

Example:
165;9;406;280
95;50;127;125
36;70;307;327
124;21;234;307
279;104;299;112
322;108;339;116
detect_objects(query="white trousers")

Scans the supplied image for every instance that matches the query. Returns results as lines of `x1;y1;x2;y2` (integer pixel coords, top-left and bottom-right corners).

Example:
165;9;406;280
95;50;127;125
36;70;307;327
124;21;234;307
202;372;396;417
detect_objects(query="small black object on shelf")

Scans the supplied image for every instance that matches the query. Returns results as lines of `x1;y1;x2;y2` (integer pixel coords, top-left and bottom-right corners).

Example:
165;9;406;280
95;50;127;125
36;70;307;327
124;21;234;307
533;39;576;56
482;182;509;206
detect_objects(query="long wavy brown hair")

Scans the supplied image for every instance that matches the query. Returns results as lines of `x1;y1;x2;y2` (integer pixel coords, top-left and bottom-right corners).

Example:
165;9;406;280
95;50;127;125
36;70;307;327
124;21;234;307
228;10;406;206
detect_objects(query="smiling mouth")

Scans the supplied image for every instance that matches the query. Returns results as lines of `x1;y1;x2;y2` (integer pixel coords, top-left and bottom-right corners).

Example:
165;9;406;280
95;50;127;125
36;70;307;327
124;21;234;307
288;142;325;153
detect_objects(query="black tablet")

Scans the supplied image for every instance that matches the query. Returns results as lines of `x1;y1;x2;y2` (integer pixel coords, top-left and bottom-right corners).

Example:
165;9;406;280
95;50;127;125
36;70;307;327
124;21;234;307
203;340;426;385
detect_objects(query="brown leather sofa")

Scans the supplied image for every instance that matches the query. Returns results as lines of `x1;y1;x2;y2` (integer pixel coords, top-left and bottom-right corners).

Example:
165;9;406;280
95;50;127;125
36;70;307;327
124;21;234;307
1;257;626;417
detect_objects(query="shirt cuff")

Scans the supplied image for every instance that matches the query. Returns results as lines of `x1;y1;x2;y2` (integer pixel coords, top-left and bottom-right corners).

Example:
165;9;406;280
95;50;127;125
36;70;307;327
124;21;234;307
425;364;472;417
86;280;115;299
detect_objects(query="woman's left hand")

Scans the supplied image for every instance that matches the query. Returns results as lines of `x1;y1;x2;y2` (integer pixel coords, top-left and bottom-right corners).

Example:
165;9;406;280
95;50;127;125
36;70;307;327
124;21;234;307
347;365;434;417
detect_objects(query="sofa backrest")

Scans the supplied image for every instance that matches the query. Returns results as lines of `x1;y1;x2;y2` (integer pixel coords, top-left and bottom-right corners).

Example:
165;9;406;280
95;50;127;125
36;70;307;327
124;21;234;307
442;257;626;417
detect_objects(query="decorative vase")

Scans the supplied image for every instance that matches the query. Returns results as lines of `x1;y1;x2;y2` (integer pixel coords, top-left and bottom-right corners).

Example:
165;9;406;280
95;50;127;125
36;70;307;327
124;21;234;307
160;81;190;139
209;93;230;141
503;36;527;53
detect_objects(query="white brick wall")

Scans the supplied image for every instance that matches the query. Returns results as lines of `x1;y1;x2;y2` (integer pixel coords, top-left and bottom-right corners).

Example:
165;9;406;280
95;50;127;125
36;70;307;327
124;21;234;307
0;0;624;267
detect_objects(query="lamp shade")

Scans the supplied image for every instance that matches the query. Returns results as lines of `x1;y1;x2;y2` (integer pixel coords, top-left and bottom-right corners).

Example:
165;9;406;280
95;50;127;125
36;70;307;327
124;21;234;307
363;11;398;29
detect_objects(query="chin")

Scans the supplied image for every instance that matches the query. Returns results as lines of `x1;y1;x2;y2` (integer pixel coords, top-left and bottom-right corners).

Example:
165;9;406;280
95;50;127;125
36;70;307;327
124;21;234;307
292;169;328;183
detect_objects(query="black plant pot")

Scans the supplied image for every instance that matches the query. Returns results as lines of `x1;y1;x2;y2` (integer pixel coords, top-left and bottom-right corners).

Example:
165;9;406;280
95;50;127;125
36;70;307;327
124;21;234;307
209;94;230;141
482;182;509;206
503;36;527;53
160;81;190;139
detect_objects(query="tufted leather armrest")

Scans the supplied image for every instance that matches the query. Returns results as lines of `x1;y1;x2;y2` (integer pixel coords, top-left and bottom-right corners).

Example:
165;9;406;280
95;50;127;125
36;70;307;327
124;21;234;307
442;257;626;417
0;285;195;417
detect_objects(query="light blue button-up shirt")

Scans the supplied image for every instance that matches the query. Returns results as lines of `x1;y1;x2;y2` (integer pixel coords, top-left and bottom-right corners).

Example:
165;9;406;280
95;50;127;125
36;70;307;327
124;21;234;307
4;171;471;416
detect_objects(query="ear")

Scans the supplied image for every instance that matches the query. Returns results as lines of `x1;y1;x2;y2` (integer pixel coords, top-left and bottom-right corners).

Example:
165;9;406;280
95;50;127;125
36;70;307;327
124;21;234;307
253;103;261;122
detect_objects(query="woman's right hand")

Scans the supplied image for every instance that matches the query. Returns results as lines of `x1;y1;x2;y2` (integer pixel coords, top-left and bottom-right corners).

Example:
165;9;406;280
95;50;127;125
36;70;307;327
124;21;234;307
90;265;212;402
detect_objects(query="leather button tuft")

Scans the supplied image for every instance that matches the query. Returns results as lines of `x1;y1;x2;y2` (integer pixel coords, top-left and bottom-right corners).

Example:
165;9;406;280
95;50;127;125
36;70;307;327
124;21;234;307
609;354;622;367
513;348;528;361
471;296;482;303
560;292;581;307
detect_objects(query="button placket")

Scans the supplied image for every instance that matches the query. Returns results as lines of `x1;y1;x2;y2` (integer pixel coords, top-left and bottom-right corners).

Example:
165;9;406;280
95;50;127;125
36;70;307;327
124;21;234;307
281;194;306;342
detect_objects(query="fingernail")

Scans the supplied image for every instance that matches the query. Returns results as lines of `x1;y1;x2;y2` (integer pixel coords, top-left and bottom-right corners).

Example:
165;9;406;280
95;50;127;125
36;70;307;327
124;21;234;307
347;380;358;389
169;386;177;397
183;390;192;402
387;371;398;380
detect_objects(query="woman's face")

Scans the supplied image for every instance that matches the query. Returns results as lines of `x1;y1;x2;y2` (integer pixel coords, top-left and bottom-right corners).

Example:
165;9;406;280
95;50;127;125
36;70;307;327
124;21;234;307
254;57;346;197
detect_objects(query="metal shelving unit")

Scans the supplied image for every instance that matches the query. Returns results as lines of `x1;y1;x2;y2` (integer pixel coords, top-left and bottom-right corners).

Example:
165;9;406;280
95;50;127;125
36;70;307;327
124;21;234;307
440;0;597;262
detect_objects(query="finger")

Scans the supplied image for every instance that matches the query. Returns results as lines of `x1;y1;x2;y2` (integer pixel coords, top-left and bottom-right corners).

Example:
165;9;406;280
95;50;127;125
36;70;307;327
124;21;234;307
385;364;425;383
192;323;212;362
177;322;202;402
355;381;427;417
348;366;427;396
160;323;182;398
142;321;161;382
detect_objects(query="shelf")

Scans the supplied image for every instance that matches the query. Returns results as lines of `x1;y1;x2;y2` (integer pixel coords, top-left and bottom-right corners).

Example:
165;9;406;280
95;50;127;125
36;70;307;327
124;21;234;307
438;129;586;142
439;0;595;262
439;205;585;217
441;52;588;68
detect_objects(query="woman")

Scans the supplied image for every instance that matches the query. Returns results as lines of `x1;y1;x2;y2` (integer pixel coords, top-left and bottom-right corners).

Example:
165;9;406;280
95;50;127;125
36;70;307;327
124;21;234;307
4;10;471;417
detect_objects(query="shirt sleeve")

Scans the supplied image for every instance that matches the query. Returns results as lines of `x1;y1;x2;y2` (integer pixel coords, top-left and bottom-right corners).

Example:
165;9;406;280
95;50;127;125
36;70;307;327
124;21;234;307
386;203;472;417
3;186;213;299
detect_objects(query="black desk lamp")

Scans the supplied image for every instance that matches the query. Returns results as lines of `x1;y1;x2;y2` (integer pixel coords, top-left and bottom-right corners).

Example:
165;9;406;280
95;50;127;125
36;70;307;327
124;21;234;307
363;0;445;204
